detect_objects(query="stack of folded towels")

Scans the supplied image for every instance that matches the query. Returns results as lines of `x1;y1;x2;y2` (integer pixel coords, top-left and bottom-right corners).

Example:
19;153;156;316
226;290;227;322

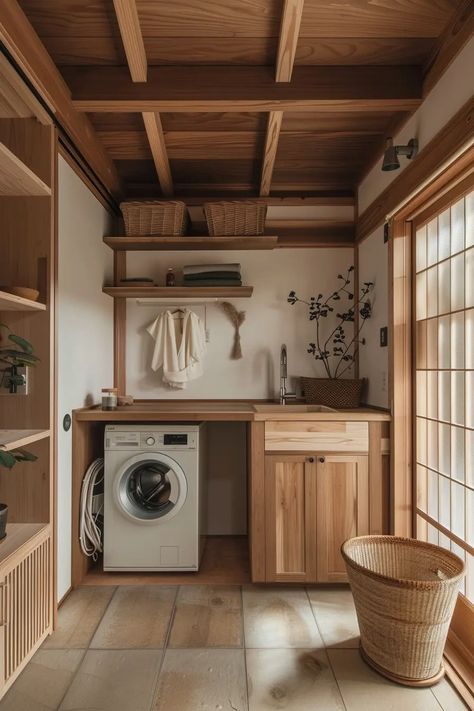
182;263;242;287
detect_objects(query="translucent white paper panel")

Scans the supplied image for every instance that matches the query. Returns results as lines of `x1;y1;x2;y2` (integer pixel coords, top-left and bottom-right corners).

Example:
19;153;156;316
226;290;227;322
438;422;451;477
451;426;465;482
466;247;474;308
438;371;451;422
467;372;474;430
427;218;438;266
437;315;450;369
450;312;464;369
427;370;438;420
428;469;439;520
451;371;465;426
427;266;438;318
416;370;427;417
417;417;427;466
450;198;465;255
428;523;439;545
416;271;427;320
451;481;465;538
451;253;465;312
466;310;474;370
439;475;450;529
466;191;474;248
426;318;438;369
466;428;473;488
416;320;427;369
427;419;438;471
417;465;428;512
416;224;427;272
438;259;450;315
438;532;451;553
438;208;451;260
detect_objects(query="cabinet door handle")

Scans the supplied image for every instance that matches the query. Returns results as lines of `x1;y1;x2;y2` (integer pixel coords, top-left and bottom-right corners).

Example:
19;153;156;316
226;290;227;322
307;457;314;463
318;457;325;463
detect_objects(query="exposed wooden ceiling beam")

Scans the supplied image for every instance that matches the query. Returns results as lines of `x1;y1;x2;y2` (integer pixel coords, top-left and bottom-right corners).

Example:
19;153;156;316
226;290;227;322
422;0;474;96
112;0;147;82
260;111;283;196
0;0;121;198
63;66;422;113
276;0;305;82
142;112;173;196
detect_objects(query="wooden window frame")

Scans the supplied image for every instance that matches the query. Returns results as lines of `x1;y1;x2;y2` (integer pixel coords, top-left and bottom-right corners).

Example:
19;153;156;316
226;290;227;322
390;162;474;705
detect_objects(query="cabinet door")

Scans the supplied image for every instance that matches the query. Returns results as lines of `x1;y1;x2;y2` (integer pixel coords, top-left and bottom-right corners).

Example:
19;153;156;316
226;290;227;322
316;455;369;582
265;455;317;582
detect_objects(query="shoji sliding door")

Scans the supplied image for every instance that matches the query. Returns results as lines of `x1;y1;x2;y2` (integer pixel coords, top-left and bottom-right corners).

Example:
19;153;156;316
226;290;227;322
414;184;473;603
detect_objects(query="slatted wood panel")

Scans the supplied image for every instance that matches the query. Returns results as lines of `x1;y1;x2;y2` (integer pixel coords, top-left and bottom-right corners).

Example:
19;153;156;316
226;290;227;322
2;530;51;690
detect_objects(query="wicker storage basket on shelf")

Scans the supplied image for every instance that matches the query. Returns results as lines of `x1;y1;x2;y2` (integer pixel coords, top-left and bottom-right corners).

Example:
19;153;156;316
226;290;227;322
301;377;364;408
120;201;189;236
341;536;465;687
204;201;267;236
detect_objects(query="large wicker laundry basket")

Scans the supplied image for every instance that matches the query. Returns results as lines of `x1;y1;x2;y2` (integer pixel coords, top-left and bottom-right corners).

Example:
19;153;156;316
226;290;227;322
341;536;465;687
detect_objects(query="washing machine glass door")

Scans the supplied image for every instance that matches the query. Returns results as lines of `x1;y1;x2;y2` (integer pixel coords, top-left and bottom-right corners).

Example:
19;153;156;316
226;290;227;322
114;452;187;524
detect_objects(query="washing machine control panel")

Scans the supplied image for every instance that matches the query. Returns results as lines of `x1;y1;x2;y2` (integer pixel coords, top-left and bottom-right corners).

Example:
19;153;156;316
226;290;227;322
105;429;197;450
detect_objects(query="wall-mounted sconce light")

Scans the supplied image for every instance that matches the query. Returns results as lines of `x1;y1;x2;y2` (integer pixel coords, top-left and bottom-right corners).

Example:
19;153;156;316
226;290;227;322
381;137;418;171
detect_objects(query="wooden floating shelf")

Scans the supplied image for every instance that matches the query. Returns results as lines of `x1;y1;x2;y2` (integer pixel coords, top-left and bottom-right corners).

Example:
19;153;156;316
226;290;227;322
103;286;254;299
0;142;51;197
0;429;50;452
104;235;278;251
0;523;49;567
0;290;47;312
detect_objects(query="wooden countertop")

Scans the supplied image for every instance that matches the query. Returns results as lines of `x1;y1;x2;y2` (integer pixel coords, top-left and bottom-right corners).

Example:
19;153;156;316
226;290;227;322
74;401;391;422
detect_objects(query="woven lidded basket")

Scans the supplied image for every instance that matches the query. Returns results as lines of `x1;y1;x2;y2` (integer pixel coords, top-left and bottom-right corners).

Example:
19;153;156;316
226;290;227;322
341;536;465;686
204;201;267;236
120;201;189;236
301;377;364;408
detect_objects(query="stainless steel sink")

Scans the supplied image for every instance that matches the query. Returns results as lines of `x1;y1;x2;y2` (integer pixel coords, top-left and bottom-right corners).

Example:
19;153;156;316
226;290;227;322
253;404;337;413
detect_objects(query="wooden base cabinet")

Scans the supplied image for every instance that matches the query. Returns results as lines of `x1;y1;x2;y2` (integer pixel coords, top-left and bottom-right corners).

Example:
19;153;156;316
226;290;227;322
264;453;369;583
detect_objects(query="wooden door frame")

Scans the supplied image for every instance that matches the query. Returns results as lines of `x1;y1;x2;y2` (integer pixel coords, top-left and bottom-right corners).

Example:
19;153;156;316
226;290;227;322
389;152;474;704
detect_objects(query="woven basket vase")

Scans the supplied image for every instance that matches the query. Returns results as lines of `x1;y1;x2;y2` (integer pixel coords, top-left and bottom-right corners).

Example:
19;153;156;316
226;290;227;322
204;201;267;236
120;201;189;236
341;536;465;686
301;377;364;408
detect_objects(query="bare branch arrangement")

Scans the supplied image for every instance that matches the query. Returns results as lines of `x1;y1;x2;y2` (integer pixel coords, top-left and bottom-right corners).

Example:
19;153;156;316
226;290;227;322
288;266;373;379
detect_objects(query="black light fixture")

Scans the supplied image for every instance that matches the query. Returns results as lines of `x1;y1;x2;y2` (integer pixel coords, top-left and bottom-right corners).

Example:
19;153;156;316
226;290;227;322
381;137;418;171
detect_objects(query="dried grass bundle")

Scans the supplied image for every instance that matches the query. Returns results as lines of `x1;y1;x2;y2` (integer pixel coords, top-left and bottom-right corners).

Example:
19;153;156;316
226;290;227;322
221;301;246;359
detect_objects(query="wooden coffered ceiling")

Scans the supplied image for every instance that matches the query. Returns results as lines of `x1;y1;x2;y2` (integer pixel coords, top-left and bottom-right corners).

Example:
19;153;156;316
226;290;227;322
15;0;474;201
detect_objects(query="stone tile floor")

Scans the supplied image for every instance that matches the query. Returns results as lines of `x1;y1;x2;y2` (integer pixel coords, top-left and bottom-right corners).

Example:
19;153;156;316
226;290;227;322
0;585;467;710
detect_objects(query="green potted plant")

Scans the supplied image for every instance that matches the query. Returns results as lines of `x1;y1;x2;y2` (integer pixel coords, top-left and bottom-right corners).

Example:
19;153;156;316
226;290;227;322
0;323;39;539
288;266;374;408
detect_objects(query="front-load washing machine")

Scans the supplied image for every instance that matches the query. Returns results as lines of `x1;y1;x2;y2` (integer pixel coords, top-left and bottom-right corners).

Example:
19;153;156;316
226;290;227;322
104;423;206;571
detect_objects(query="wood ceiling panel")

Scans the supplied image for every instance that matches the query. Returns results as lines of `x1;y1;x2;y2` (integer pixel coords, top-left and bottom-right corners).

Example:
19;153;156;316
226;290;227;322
18;0;119;37
88;112;145;131
160;113;267;132
276;133;384;161
295;37;435;65
165;132;263;160
170;159;260;185
281;111;400;132
97;130;151;159
300;0;462;38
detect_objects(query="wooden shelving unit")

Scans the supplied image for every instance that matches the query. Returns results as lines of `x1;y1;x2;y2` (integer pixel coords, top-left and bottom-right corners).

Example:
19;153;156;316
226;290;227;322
104;235;278;251
0;141;51;197
103;285;254;299
0;429;50;452
0;522;49;566
0;289;46;312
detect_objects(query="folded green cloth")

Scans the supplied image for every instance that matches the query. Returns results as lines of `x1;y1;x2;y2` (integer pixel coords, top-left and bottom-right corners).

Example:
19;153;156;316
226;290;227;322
183;278;242;287
184;271;241;281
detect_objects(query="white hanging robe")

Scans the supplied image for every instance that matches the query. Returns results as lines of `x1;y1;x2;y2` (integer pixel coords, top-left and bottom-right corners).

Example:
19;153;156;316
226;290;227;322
147;309;206;389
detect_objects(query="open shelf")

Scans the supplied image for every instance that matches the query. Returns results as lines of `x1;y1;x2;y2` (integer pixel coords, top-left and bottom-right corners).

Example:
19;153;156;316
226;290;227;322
103;286;254;299
104;235;278;251
0;142;51;197
0;523;49;567
0;289;47;312
0;429;50;452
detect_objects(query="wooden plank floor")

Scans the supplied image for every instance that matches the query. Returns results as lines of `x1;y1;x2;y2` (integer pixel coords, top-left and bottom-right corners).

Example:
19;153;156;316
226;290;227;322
82;536;250;586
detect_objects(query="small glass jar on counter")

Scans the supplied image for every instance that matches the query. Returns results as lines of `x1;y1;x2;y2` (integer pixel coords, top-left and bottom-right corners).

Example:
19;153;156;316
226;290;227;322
101;387;118;410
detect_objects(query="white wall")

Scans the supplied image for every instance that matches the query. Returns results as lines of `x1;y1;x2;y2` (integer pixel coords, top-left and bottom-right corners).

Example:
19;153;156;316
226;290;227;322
125;248;355;399
57;156;113;601
358;37;474;214
358;227;389;408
